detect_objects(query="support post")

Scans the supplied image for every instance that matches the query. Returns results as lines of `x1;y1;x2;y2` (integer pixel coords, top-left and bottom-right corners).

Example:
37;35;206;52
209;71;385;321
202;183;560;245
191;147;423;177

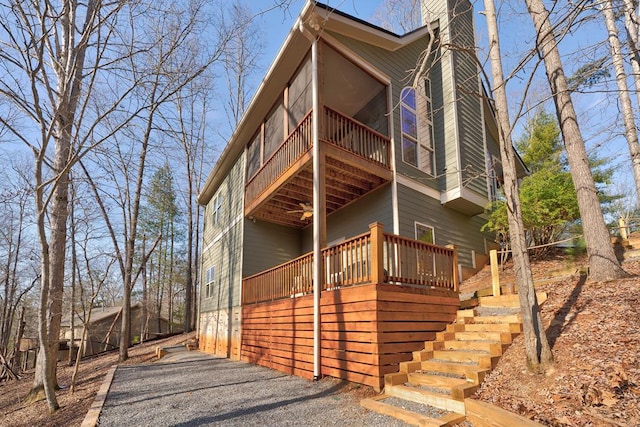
369;222;385;284
311;38;325;382
446;244;459;292
490;249;500;296
619;217;628;241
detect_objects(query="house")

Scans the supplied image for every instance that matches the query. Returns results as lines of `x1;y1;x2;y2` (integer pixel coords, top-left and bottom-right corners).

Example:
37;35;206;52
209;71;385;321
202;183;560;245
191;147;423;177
60;303;169;357
196;0;521;390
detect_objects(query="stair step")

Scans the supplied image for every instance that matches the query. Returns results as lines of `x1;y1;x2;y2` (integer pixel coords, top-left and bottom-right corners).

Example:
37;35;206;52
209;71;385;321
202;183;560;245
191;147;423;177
455;331;513;343
432;350;499;369
386;384;466;414
420;360;486;380
467;314;521;324
461;323;522;333
360;395;466;427
407;372;470;390
443;340;504;355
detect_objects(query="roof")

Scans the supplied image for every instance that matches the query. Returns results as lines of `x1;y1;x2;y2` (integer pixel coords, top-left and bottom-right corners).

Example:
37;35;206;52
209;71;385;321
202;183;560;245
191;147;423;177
197;0;436;205
60;303;166;327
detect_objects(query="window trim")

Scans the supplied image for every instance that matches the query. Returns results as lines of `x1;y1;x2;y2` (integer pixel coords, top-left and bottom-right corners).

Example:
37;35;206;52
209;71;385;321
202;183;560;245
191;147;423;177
414;221;435;244
400;82;435;176
211;194;222;226
204;266;215;299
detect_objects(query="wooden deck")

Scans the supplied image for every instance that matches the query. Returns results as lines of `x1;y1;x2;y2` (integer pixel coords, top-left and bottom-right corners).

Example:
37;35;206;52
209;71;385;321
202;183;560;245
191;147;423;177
241;283;459;391
244;106;392;228
241;223;460;390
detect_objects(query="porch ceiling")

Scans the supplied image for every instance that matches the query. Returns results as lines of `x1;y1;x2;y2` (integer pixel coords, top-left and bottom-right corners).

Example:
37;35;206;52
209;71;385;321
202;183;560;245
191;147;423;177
247;146;392;228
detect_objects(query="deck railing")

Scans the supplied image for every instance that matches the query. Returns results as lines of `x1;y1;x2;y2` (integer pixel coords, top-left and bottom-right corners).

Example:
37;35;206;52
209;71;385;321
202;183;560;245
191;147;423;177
242;252;313;305
242;223;458;304
245;110;313;204
382;234;458;290
323;106;391;168
245;107;392;209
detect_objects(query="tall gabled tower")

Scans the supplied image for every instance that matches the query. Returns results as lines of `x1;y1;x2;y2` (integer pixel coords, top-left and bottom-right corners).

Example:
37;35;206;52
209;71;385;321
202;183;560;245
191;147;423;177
422;0;488;214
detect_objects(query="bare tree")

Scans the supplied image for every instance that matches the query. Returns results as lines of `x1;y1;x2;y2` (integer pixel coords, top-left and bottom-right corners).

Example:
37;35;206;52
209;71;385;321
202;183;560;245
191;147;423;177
223;1;264;128
602;0;640;202
482;0;553;371
524;0;628;281
168;81;213;333
622;0;640;111
373;0;422;34
0;0;138;409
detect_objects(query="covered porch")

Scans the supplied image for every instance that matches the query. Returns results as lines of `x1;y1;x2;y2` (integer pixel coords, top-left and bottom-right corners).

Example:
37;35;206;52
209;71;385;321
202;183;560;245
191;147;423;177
241;223;461;390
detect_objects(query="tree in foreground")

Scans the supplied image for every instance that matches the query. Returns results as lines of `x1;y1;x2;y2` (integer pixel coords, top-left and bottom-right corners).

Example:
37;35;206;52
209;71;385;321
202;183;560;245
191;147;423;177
525;0;628;282
483;0;553;371
601;0;640;203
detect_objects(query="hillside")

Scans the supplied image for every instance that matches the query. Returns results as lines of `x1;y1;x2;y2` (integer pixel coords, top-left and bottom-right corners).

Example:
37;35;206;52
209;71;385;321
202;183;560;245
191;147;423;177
471;257;640;426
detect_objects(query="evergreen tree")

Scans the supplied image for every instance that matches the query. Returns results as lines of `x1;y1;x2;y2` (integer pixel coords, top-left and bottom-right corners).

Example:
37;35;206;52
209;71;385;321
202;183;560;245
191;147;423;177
484;111;616;257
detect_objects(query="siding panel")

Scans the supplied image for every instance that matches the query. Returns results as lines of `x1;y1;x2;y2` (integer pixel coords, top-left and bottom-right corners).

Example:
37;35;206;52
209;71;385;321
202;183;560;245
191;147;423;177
397;183;492;267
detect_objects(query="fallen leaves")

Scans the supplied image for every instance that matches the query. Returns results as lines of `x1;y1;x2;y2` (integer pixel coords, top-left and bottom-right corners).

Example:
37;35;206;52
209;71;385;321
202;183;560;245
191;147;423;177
475;258;640;426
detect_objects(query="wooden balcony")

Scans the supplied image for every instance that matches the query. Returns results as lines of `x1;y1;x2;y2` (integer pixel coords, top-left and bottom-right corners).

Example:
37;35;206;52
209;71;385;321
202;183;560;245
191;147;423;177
240;223;460;390
244;107;393;227
242;223;459;304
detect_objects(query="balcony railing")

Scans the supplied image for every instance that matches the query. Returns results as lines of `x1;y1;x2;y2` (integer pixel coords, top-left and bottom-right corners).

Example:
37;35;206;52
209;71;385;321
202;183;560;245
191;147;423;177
323;106;390;167
242;223;458;305
244;107;391;209
245;110;313;204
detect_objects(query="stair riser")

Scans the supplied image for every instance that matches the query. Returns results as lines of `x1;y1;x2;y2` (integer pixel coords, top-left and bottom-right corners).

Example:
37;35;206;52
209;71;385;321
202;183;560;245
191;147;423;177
462;323;522;333
432;351;498;369
385;385;466;414
443;340;504;355
455;332;513;343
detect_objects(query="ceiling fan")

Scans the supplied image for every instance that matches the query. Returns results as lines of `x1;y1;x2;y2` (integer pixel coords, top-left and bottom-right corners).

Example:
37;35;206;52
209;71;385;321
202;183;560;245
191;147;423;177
287;202;313;221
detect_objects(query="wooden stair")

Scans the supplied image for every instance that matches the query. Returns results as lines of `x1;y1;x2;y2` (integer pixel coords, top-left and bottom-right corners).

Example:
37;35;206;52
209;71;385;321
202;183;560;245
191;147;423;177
361;307;523;426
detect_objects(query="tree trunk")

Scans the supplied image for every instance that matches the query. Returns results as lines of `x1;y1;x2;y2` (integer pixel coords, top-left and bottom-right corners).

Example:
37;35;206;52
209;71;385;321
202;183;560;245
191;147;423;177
483;0;553;371
623;0;640;117
525;0;628;281
142;233;148;343
603;0;640;202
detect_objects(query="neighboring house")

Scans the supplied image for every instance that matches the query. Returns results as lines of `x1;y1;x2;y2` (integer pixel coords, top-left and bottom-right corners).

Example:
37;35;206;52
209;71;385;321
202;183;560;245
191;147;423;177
60;303;169;357
196;0;524;390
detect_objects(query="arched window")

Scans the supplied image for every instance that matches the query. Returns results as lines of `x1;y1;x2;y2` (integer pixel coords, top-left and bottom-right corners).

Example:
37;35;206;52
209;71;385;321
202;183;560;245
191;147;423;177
400;80;434;175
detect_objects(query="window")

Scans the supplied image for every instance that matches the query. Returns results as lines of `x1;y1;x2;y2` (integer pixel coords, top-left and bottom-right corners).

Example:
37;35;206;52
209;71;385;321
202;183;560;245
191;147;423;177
415;222;436;282
204;266;215;299
415;222;435;244
288;55;312;132
211;194;222;226
401;81;434;175
246;132;261;180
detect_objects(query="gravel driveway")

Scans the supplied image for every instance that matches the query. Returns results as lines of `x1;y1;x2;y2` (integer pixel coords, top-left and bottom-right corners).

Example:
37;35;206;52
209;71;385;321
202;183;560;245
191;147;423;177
97;349;407;426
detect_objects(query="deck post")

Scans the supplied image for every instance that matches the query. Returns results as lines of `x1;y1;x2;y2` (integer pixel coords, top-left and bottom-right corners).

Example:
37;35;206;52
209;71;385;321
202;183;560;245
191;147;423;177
369;222;385;284
446;244;459;292
619;217;628;240
490;249;500;296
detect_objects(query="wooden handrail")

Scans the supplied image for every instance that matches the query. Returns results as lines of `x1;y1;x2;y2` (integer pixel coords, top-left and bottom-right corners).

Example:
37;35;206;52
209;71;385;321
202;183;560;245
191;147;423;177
242;226;460;304
245;110;313;203
323;106;391;168
382;233;458;291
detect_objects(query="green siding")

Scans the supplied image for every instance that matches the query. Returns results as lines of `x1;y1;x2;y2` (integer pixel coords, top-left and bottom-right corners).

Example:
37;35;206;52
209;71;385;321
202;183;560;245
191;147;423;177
326;32;439;192
450;0;487;199
200;154;245;313
242;221;302;277
302;184;393;251
397;183;491;267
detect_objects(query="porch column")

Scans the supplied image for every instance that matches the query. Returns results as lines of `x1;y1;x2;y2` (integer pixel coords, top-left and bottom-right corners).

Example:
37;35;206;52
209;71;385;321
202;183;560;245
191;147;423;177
311;37;326;381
